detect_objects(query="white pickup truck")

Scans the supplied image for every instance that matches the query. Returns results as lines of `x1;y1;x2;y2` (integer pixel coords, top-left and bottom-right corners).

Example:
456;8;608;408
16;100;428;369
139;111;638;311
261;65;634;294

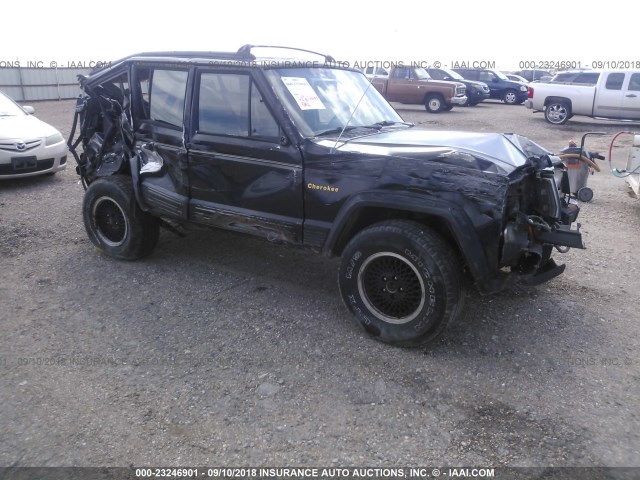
526;70;640;124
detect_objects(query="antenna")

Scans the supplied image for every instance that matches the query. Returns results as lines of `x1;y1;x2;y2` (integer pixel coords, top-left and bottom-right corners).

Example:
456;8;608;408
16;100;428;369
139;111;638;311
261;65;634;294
330;79;373;155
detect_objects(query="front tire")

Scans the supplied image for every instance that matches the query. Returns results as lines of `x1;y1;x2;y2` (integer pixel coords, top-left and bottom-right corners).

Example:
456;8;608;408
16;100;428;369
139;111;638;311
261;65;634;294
503;89;518;104
338;220;463;347
424;94;444;113
83;175;159;260
544;101;571;125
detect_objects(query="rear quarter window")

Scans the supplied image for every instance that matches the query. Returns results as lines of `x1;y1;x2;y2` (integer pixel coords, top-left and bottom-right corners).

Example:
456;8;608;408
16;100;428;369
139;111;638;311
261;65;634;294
574;73;600;85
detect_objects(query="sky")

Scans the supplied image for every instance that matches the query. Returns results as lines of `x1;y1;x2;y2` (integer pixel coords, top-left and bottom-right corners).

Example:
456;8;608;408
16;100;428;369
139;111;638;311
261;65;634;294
2;0;637;71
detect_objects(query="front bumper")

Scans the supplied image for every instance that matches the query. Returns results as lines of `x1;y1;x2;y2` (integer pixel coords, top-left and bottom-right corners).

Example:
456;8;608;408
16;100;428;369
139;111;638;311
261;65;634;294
0;141;68;179
470;89;490;102
450;95;468;106
499;168;584;285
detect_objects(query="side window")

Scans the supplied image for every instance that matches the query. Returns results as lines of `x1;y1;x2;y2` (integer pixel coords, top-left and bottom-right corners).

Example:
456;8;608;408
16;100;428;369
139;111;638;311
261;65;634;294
461;70;476;80
250;83;279;139
605;73;625;90
365;67;374;75
198;73;249;136
136;68;188;128
628;73;640;91
392;67;410;80
378;67;389;76
478;71;496;83
197;72;279;139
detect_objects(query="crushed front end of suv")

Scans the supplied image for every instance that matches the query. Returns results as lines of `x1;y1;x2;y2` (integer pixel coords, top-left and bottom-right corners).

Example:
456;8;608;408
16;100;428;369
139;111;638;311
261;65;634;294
68;45;585;347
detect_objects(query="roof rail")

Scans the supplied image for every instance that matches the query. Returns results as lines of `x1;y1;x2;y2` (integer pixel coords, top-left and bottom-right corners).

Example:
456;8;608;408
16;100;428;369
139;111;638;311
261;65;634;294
236;45;336;63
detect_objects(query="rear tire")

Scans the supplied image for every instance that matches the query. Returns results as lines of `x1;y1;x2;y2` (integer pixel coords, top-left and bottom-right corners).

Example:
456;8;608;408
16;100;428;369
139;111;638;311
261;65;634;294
338;220;463;347
544;101;571;125
83;175;159;260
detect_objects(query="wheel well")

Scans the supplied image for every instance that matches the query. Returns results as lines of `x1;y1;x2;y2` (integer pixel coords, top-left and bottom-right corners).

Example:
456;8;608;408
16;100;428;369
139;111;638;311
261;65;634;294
331;207;460;258
544;96;572;110
425;93;443;102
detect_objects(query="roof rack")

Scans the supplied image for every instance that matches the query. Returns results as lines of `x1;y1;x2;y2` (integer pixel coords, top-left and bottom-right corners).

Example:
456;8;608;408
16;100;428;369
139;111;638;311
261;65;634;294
86;45;338;78
125;50;253;61
236;45;336;63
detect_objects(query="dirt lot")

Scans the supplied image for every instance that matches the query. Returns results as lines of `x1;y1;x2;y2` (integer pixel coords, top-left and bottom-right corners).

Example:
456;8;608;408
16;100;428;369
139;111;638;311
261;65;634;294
1;99;639;472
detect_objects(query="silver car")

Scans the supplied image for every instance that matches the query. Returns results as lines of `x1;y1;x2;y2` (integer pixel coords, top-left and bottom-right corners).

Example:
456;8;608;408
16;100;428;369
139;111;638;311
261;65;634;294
0;91;67;179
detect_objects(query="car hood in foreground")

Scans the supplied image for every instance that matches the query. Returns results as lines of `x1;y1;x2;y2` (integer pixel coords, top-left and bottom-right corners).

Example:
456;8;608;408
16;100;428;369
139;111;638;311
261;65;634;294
313;129;542;174
0;114;60;140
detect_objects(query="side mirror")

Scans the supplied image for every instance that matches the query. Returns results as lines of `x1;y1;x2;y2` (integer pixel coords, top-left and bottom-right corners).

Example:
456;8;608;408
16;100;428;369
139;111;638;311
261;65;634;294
492;78;499;83
23;105;35;114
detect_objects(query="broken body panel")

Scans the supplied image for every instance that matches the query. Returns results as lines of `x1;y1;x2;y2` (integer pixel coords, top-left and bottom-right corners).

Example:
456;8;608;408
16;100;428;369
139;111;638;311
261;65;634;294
68;53;583;295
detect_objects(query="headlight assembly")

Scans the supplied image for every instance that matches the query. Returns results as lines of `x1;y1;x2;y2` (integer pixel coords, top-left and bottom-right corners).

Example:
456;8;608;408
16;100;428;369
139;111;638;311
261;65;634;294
45;133;64;146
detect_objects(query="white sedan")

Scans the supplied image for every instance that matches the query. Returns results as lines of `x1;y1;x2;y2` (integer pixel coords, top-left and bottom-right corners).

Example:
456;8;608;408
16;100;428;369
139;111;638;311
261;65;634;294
0;91;68;179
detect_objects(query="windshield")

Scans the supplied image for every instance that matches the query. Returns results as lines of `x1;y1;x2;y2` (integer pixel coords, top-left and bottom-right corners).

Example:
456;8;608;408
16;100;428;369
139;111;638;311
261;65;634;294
440;68;464;80
265;68;403;137
494;70;510;81
0;92;26;116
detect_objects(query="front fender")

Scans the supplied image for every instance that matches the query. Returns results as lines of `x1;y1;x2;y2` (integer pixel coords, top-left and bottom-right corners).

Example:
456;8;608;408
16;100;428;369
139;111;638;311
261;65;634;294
322;190;507;293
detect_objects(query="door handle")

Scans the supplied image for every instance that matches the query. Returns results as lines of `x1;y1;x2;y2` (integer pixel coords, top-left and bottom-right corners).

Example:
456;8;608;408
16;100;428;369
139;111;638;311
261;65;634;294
626;94;637;98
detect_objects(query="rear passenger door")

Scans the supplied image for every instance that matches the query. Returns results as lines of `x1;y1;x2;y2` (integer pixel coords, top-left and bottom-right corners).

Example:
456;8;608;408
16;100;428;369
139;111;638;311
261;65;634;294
132;66;190;220
187;69;304;244
595;72;626;117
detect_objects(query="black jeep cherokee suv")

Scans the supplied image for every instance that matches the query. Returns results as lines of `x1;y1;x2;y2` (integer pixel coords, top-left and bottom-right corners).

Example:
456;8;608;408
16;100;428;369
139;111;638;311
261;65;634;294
68;45;584;347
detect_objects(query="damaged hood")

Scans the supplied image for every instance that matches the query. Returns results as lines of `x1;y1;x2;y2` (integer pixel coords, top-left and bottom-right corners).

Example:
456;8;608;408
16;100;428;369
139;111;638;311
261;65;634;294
314;129;541;174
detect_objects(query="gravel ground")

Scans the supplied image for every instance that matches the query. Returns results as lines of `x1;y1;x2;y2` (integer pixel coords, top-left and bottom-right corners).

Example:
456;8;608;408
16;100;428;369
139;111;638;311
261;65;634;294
1;99;639;471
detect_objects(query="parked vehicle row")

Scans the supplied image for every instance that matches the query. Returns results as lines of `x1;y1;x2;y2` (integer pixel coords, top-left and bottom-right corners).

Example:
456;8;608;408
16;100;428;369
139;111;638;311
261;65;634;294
365;66;467;112
452;68;529;105
512;69;553;82
363;65;528;110
426;68;490;106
